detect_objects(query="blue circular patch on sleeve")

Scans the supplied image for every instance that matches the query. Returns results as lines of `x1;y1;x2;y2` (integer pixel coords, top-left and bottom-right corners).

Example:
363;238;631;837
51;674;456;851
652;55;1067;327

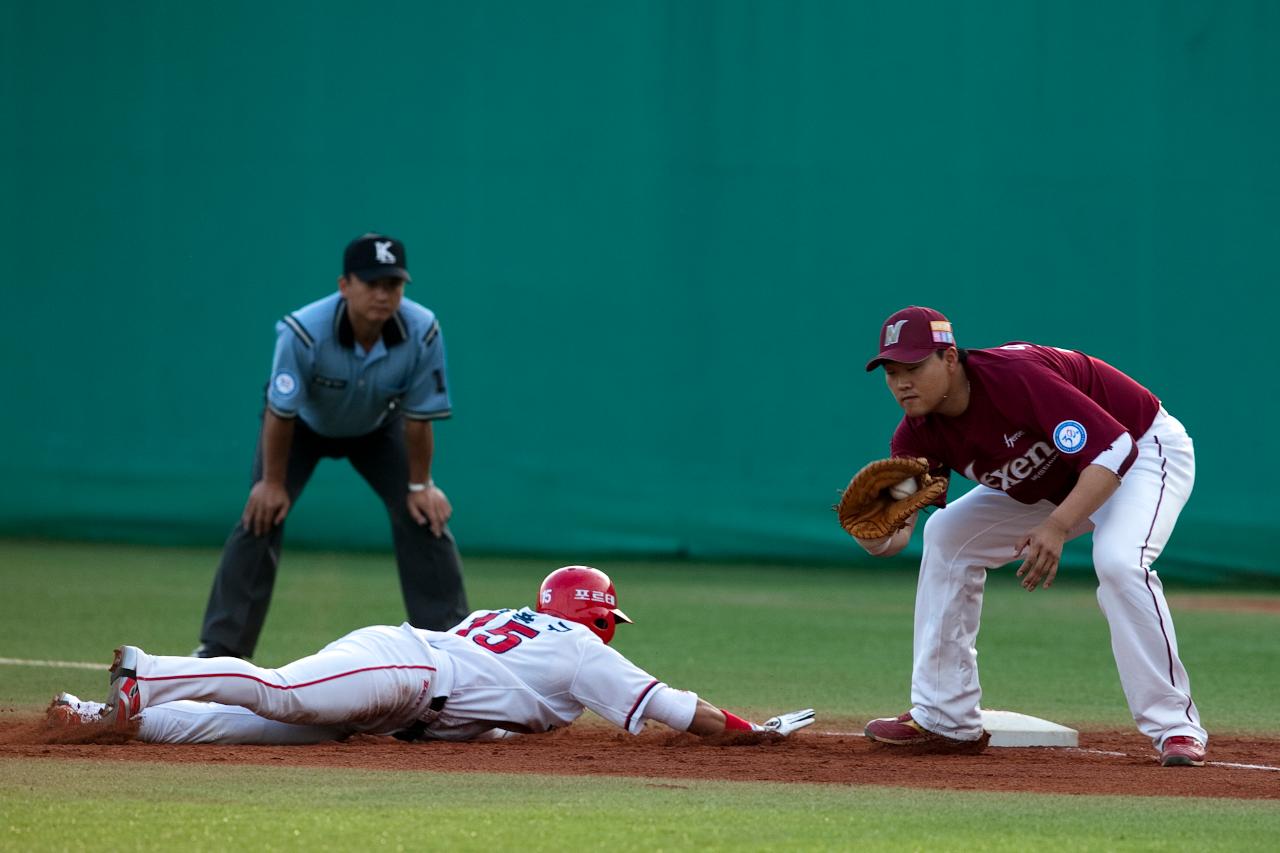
272;370;298;398
1053;420;1087;454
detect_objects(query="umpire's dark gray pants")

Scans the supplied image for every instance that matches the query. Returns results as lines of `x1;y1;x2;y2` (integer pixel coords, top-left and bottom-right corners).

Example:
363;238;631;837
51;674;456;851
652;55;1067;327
198;414;469;657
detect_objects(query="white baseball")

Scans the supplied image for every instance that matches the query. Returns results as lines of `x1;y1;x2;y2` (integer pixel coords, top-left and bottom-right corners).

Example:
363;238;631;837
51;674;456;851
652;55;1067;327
889;477;919;500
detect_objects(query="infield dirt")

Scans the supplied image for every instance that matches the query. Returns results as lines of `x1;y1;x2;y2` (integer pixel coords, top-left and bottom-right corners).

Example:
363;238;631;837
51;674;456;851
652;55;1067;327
1;716;1276;800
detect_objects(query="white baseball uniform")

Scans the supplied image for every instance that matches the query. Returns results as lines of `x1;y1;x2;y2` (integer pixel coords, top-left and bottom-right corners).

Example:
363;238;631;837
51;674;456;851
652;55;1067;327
133;608;697;745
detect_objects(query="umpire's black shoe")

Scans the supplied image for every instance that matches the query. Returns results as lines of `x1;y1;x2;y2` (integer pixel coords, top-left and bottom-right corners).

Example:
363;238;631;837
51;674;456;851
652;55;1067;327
190;642;241;659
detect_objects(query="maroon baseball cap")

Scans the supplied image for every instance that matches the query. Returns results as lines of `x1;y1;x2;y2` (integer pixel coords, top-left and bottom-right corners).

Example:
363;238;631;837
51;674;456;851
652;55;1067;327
865;306;957;371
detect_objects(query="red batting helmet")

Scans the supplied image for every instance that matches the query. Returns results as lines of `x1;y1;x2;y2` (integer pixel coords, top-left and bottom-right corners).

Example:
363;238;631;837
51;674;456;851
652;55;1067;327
536;566;633;644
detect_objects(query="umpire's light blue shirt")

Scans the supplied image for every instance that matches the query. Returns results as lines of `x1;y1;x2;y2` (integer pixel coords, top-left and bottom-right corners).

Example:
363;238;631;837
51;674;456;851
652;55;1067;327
265;292;452;438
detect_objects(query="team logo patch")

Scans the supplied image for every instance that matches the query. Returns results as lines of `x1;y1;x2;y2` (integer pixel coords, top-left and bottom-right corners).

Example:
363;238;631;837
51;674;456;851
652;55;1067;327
883;319;908;346
272;370;298;398
1053;420;1087;454
930;320;954;344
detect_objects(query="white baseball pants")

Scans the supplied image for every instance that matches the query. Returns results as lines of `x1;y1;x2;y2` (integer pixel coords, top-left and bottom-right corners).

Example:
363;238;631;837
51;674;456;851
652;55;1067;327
909;408;1206;750
131;624;447;744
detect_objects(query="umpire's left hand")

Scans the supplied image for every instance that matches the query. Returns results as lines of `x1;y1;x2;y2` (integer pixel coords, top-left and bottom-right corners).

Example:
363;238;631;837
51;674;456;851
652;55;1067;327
408;484;452;537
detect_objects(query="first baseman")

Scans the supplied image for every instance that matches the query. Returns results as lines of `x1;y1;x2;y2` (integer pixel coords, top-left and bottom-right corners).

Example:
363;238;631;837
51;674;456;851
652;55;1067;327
52;566;814;743
193;233;468;660
856;306;1206;767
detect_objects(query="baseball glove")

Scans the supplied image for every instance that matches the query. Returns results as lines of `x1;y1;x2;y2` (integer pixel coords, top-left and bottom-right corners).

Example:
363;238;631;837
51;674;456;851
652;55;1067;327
835;457;948;539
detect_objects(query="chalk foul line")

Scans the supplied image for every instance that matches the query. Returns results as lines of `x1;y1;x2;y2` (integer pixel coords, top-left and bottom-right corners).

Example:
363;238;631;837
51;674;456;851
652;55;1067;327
816;732;1280;772
0;656;104;671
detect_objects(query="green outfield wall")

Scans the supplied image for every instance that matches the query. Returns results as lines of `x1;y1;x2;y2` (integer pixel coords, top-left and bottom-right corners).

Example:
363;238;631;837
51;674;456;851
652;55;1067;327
1;1;1275;579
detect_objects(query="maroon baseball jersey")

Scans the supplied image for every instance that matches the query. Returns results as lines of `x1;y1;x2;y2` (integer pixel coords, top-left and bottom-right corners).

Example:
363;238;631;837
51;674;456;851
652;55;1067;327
890;344;1160;505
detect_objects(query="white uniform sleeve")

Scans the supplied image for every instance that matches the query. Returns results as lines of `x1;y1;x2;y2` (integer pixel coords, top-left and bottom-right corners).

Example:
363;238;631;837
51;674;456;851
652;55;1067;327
639;686;699;732
266;320;311;419
570;641;670;734
1087;431;1134;476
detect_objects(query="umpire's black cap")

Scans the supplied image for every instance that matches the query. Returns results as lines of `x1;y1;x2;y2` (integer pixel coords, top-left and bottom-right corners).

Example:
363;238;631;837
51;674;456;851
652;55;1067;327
343;233;411;282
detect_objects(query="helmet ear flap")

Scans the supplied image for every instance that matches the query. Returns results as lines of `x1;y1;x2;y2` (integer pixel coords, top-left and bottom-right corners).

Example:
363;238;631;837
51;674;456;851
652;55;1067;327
591;613;616;644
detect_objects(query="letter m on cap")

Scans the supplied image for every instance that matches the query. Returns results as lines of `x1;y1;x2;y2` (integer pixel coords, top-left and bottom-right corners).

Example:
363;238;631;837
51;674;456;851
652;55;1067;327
884;319;908;346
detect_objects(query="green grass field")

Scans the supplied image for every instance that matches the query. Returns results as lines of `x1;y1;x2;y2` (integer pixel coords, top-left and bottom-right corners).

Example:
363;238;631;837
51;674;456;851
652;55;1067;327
2;761;1278;852
2;540;1279;850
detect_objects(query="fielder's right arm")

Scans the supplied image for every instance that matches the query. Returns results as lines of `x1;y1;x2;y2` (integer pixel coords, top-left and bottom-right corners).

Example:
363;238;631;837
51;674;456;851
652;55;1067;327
855;512;917;557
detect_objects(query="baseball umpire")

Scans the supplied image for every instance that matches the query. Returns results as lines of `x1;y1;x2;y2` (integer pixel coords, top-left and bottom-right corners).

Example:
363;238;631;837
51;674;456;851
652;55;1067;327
838;306;1206;767
191;233;469;660
52;566;814;744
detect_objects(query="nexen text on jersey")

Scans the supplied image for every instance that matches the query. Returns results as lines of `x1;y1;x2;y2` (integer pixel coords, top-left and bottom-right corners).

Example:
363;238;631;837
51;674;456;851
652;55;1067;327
966;441;1057;491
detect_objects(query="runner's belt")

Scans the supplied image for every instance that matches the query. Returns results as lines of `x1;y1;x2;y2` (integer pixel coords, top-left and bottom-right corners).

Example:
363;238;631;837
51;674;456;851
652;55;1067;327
392;695;447;742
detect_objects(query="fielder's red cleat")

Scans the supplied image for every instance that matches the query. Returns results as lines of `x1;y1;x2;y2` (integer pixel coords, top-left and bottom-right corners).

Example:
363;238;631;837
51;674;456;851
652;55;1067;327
1160;736;1206;767
864;711;990;753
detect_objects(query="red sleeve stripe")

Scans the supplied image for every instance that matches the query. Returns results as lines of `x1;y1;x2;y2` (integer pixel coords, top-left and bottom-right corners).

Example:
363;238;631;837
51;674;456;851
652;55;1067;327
138;664;436;691
624;679;661;731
